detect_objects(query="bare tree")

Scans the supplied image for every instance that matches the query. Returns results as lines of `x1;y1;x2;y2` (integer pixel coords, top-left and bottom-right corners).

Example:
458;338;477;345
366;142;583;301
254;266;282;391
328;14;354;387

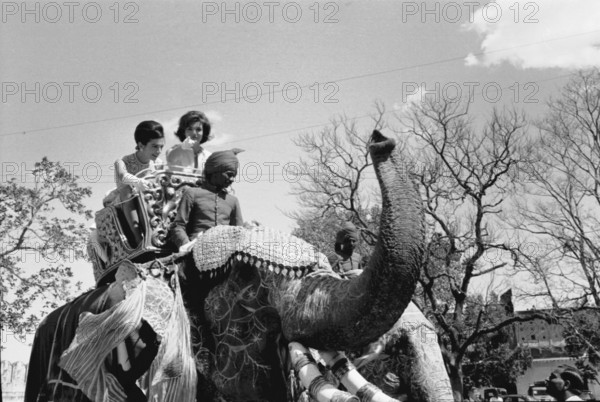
290;100;550;401
510;69;600;375
289;104;390;250
396;97;545;400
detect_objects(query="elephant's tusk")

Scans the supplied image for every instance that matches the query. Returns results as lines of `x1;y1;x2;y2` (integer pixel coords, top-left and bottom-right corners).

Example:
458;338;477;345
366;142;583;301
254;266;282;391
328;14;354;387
352;341;385;369
319;350;400;402
289;342;358;402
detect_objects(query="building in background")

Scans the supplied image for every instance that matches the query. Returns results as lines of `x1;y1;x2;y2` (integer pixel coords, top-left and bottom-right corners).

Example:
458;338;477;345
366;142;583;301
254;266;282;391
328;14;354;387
513;308;600;398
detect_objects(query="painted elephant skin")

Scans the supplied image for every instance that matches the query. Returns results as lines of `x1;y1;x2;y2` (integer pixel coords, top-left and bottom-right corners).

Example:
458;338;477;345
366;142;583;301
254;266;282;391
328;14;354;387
25;130;450;402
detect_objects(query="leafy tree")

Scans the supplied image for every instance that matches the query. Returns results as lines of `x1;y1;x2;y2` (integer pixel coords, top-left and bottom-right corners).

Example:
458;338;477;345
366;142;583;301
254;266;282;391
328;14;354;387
563;309;600;387
461;293;532;394
291;210;344;254
0;158;92;339
290;207;380;264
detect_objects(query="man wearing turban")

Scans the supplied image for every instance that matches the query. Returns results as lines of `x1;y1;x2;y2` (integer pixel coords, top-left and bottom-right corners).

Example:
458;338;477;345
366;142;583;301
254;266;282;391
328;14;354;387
169;149;244;251
546;366;586;401
327;221;364;278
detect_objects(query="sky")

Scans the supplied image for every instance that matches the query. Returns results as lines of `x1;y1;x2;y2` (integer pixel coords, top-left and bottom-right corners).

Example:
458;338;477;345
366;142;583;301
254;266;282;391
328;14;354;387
1;0;600;361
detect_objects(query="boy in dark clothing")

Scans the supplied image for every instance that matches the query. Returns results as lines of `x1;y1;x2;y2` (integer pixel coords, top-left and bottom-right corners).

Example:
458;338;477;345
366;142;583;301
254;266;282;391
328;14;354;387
327;221;364;278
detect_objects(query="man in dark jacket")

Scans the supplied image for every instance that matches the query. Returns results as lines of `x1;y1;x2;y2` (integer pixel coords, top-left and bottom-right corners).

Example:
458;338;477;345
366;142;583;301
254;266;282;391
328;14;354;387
169;149;244;252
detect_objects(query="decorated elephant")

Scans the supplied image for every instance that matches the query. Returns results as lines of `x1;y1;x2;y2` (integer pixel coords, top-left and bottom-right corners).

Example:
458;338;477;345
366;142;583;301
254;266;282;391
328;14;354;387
25;130;454;402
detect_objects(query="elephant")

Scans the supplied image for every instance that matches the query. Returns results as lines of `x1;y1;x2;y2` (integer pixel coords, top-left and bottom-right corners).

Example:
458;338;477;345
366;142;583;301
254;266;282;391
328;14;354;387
24;130;454;402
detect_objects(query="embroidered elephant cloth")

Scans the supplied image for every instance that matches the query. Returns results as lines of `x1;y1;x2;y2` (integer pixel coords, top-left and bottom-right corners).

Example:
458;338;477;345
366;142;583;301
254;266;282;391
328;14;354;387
57;273;196;402
192;225;332;275
58;282;146;401
24;287;112;402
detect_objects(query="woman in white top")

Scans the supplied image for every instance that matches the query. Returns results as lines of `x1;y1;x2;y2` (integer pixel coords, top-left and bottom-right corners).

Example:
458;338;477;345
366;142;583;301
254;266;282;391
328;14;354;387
166;111;212;173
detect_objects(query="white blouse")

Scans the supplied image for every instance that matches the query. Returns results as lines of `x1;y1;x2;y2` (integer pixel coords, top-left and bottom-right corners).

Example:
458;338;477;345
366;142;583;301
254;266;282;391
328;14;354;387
166;143;211;174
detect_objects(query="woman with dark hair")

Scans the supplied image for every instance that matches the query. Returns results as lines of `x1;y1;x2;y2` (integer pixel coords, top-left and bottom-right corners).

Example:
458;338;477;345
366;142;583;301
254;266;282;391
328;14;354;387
114;120;165;190
94;121;165;263
102;120;165;206
166;111;212;172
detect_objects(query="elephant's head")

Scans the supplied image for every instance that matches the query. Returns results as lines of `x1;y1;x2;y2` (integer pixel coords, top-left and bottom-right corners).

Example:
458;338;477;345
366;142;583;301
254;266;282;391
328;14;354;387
179;130;425;400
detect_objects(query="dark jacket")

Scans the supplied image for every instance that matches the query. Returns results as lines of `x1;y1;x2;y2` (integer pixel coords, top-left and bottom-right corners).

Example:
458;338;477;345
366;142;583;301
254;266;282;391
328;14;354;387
169;183;243;248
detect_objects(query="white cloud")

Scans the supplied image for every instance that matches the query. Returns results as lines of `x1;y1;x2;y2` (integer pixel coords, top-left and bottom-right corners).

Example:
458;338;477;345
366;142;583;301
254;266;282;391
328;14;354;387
464;53;479;66
162;116;180;137
202;110;234;147
204;110;223;123
207;132;234;147
393;85;443;135
393;85;429;114
463;0;600;69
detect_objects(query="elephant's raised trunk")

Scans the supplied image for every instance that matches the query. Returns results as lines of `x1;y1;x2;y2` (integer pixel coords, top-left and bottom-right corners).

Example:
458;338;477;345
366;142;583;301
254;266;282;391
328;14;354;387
276;130;424;350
